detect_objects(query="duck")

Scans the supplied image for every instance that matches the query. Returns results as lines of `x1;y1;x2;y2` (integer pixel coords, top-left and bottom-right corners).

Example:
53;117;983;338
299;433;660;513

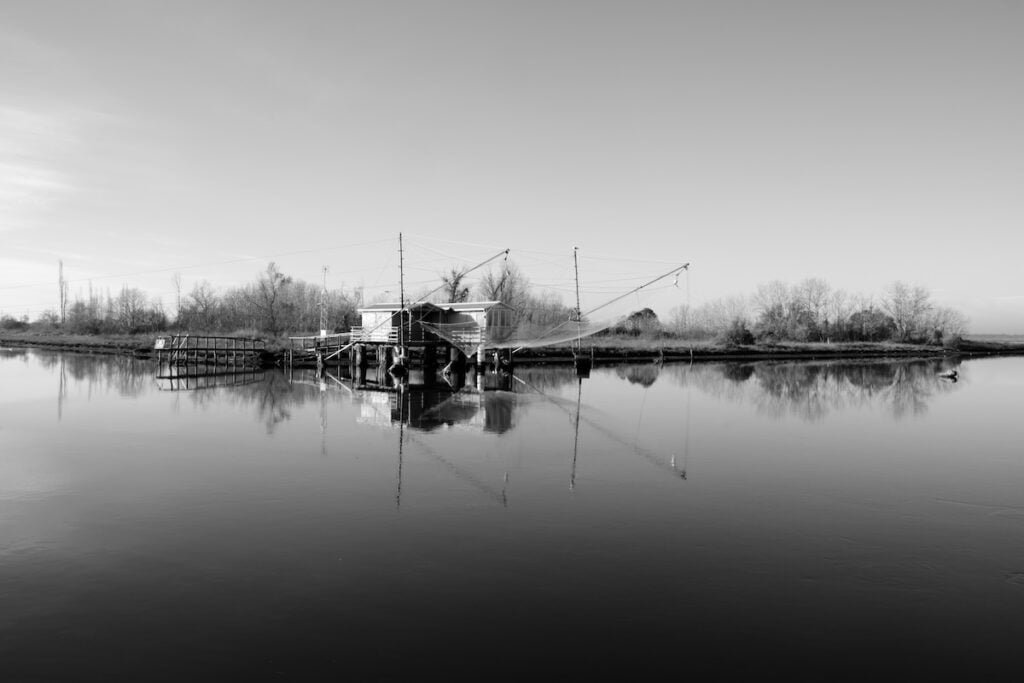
938;369;959;381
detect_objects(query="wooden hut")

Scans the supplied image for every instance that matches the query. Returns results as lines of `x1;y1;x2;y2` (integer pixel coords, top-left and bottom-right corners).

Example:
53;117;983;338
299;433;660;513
349;300;515;367
428;301;515;349
350;302;441;344
353;301;511;345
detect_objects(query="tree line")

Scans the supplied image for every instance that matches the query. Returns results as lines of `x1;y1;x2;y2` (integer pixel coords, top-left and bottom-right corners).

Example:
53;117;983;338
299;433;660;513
662;278;968;345
3;262;967;346
3;263;363;337
7;259;573;339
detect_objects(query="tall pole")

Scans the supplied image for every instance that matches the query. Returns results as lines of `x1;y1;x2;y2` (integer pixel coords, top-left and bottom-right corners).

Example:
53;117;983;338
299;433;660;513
58;260;66;325
573;247;582;353
320;265;329;336
398;233;405;349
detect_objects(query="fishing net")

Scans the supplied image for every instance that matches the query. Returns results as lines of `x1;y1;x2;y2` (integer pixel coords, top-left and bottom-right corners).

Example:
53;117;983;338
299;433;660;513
419;315;624;356
355;237;690;357
417;261;688;356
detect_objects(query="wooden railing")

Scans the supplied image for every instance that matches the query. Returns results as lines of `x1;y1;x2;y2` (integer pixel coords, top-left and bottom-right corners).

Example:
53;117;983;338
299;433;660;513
288;333;350;352
348;326;419;344
154;334;266;366
444;329;484;345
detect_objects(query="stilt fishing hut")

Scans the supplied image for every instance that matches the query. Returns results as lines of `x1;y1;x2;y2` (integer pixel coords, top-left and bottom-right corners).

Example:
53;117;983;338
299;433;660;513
346;300;515;381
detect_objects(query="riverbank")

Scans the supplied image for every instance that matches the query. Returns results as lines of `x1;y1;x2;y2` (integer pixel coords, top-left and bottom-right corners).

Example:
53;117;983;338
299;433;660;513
0;331;154;356
5;330;1024;365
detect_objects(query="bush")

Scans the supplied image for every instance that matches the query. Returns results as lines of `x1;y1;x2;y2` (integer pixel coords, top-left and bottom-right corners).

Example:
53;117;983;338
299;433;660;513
0;315;29;331
718;318;754;346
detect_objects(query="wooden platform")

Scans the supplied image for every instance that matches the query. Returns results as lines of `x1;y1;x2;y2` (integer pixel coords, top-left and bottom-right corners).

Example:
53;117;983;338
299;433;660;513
154;335;268;368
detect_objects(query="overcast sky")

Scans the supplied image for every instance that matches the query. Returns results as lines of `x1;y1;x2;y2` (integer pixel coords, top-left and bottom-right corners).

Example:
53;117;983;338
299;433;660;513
2;0;1022;332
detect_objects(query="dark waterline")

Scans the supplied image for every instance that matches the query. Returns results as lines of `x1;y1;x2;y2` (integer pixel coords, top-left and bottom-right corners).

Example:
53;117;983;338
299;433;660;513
3;349;1024;679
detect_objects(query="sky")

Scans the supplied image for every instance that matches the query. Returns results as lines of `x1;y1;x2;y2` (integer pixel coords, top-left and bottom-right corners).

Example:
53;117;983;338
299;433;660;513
2;0;1022;332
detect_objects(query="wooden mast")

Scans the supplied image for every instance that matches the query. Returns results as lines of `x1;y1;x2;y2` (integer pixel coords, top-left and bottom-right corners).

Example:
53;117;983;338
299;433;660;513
398;232;405;350
572;247;591;376
573;247;582;355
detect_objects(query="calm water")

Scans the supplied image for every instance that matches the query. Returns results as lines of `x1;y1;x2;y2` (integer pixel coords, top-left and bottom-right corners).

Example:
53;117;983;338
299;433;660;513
3;349;1024;679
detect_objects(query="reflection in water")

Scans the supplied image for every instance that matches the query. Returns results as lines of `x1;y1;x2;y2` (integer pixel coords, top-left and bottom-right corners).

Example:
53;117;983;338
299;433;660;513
7;348;1019;680
342;373;515;509
402;426;510;507
153;368;300;434
25;348;964;434
225;371;297;433
142;355;965;443
663;357;963;420
513;371;687;486
58;357;66;421
676;376;691;480
265;358;944;492
349;379;518;434
571;378;582;491
155;365;266;391
149;359;526;435
283;364;684;500
615;363;661;387
32;349;152;399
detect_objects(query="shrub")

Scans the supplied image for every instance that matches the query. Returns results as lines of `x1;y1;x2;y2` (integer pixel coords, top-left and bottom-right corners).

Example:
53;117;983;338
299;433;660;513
718;318;754;346
0;315;29;331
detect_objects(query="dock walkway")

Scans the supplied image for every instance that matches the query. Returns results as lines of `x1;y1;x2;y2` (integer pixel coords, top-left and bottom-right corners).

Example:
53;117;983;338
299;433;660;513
154;334;268;368
287;333;351;365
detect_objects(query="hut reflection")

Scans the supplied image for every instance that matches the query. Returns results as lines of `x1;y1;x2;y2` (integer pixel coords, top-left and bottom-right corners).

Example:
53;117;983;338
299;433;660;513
354;374;518;434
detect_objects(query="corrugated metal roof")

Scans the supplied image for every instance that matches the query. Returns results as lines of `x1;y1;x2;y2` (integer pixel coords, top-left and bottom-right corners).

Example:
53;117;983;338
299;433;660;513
358;300;509;313
439;301;509;311
357;302;442;312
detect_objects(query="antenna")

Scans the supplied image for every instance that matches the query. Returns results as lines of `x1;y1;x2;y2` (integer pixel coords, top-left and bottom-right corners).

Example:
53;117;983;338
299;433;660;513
319;265;329;337
398;233;405;349
573;247;582;351
58;260;67;325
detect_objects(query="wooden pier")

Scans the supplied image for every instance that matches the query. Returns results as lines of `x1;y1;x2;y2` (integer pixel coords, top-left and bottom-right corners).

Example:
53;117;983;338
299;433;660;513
154;335;269;368
286;300;516;382
287;333;350;367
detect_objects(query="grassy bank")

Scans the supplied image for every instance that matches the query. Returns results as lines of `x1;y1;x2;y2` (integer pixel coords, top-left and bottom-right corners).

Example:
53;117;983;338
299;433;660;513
516;338;958;363
0;329;280;357
6;329;1024;365
0;330;156;356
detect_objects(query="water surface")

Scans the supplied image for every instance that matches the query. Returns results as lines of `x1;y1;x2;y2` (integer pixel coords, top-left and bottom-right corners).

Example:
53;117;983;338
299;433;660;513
2;349;1024;679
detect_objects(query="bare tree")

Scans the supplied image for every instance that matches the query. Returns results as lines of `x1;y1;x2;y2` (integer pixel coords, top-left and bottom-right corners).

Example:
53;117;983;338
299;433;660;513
117;286;149;331
667;304;692;336
171;272;183;324
477;260;531;328
183;281;218;329
439;266;470;303
58;260;69;325
752;280;790;317
925;306;969;343
881;281;932;341
245;262;293;335
826;289;855;340
478;260;527;301
795;277;831;327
